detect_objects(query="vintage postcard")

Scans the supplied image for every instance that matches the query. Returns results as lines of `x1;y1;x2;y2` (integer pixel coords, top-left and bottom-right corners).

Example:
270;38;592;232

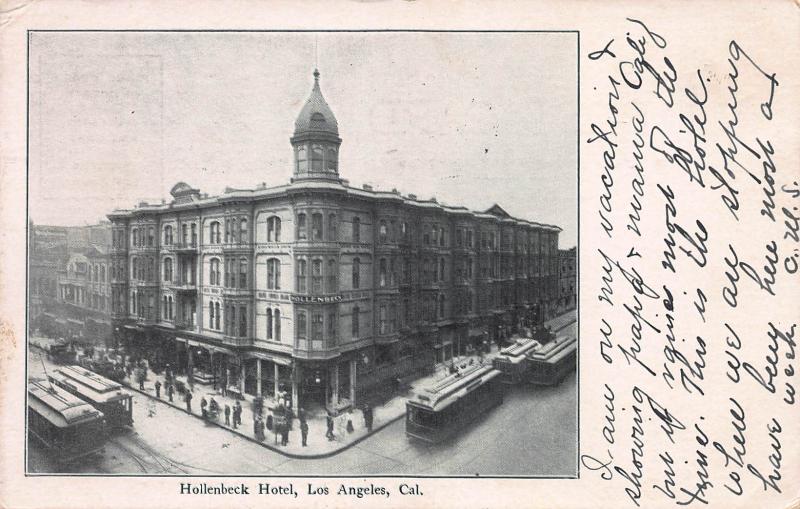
0;1;797;508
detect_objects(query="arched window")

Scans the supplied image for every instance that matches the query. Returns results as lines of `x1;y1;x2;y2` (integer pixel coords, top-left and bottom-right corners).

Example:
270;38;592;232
327;258;337;293
209;302;215;329
439;294;446;319
389;302;397;332
379;220;388;243
164;225;173;245
423;224;431;245
230;219;237;244
312;213;323;240
440;227;446;247
327;147;338;171
209;258;220;286
163;258;173;282
274;309;281;341
267;258;281;290
182;224;189;245
147;257;154;281
352;306;360;338
214;302;220;329
352;217;360;243
379;304;387;334
266;309;273;340
312;313;323;340
296;144;307;172
311;143;324;171
239;258;248;289
328;214;337;241
312;259;322;293
239;305;247;337
239;219;247;244
100;265;105;282
297;311;307;339
379;258;387;287
297;213;307;240
439;257;446;282
352;257;360;289
296;259;306;293
267;216;281;242
131;257;138;280
147;227;154;246
210;221;220;244
131;228;138;247
163;296;168;319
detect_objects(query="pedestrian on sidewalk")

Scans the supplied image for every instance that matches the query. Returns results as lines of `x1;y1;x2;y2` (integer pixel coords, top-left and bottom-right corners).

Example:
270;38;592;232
254;415;264;441
298;407;306;424
167;383;174;403
155;380;161;398
233;400;242;428
300;419;308;447
136;368;146;391
325;411;335;441
185;390;193;413
363;404;373;432
200;396;208;419
281;421;289;446
224;404;231;426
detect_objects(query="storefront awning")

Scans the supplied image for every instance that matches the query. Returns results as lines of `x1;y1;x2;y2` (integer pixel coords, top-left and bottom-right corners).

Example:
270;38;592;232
243;351;292;366
185;339;237;357
468;328;486;337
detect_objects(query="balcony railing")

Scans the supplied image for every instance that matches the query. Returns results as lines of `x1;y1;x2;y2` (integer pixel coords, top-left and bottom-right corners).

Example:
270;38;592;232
172;242;199;253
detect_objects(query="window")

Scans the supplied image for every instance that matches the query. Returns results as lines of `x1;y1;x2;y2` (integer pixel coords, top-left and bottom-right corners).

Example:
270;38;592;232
239;305;247;337
267;258;281;290
267;216;281;242
467;229;473;248
352;306;360;337
147;258;154;281
164;225;173;245
401;222;408;242
327;147;338;171
379;220;388;243
296;145;307;172
163;258;173;282
379;258;387;287
312;313;323;340
328;312;337;342
239;258;247;289
297;213;307;240
224;219;231;243
296;259;306;292
312;213;323;240
131;229;138;247
239;219;247;244
379;304;387;334
328;214;337;241
266;309;273;339
389;302;397;332
312;259;322;293
352;217;360;243
163;296;168;320
439;257;446;282
439;227;446;246
191;223;197;246
352;258;360;289
439;294;446;319
209;302;215;329
210;221;221;244
311;144;324;171
210;258;220;286
274;309;281;341
100;265;105;282
327;259;337;293
390;258;396;286
214;302;220;329
432;226;438;246
423;224;430;245
147;227;154;247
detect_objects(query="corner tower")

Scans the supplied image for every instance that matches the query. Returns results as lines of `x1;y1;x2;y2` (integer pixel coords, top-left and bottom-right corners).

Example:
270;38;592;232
291;69;341;182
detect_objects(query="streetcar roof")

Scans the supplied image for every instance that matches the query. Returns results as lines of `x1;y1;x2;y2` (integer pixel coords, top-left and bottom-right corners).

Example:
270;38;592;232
498;337;540;359
410;364;501;412
28;379;104;427
50;366;132;404
526;335;577;364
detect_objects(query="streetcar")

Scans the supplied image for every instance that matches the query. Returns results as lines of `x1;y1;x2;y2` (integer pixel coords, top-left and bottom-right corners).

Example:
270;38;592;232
406;363;504;443
49;365;134;429
525;333;577;385
492;337;541;384
27;379;106;464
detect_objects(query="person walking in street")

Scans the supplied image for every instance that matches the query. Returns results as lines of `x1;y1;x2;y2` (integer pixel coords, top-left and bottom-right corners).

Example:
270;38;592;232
281;420;290;446
200;396;208;419
154;380;161;398
300;419;308;447
325;411;335;441
224;404;231;426
167;383;174;403
185;390;193;413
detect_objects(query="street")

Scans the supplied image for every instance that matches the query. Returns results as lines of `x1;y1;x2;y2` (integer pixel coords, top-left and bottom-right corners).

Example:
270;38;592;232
27;323;576;476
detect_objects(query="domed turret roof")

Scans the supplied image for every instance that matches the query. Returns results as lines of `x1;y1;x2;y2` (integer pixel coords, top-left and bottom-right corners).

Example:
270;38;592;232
294;69;339;137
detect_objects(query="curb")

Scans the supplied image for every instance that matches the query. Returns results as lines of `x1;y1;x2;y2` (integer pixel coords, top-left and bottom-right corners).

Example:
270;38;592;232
124;383;405;460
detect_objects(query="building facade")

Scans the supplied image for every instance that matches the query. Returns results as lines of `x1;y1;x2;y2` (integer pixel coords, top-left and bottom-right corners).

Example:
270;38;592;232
108;70;562;411
558;247;576;310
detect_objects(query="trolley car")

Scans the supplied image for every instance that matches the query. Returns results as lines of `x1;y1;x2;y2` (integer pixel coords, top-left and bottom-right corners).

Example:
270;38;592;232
525;333;577;385
27;379;106;464
48;365;134;429
492;337;541;384
406;364;504;443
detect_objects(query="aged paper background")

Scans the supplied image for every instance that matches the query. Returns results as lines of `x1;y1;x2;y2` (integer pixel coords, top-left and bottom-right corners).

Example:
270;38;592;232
1;1;798;508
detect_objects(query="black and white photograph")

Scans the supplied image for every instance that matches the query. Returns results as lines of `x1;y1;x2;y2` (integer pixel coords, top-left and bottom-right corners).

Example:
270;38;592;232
25;30;578;477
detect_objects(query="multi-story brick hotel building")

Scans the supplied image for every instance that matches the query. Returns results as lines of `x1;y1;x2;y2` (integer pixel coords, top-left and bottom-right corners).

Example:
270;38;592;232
108;69;562;411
